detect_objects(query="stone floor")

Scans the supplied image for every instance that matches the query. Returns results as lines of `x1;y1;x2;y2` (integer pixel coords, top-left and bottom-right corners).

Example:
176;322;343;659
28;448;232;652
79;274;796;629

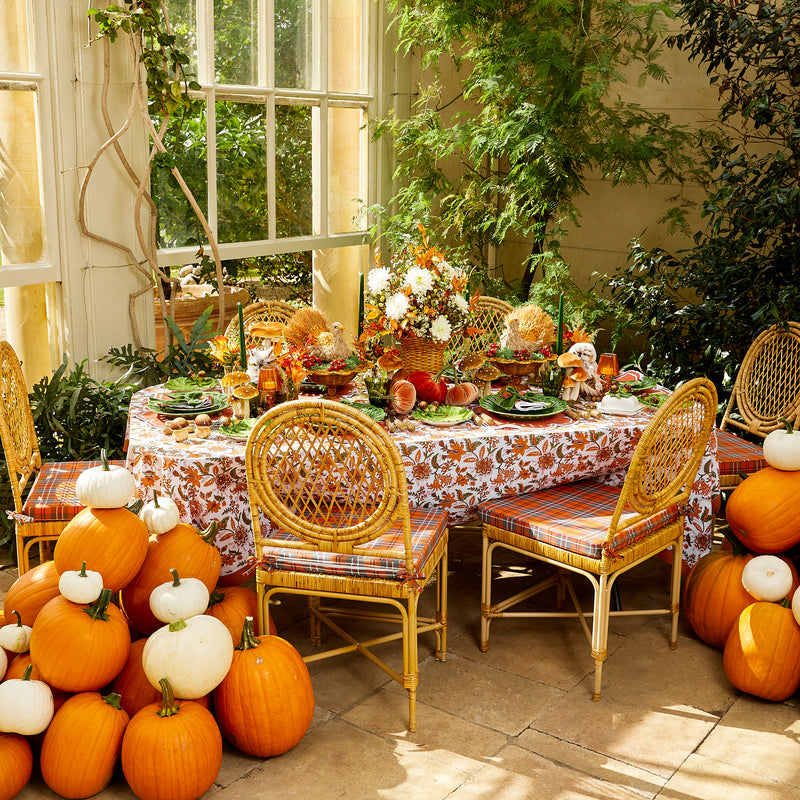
2;527;799;800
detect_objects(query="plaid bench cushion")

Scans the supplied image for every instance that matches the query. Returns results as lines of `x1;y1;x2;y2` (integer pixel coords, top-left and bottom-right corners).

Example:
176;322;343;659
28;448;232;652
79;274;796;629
258;507;448;582
715;428;766;476
478;480;680;559
22;460;127;522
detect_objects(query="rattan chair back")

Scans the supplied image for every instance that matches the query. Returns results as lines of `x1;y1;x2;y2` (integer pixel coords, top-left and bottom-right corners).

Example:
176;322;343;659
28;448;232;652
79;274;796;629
225;299;297;350
720;321;800;437
449;296;513;362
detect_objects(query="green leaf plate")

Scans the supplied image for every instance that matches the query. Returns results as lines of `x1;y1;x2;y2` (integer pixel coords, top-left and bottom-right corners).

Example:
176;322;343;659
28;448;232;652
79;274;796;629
618;375;657;393
339;400;387;422
148;391;229;418
479;394;568;420
411;405;474;426
217;417;257;439
164;376;220;392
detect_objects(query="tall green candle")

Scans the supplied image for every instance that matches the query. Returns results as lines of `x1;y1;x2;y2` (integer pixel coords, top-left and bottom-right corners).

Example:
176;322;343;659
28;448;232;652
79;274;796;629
358;273;365;336
556;292;564;355
238;302;247;369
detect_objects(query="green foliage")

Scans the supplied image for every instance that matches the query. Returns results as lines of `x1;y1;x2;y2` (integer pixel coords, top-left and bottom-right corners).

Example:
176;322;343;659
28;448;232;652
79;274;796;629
606;0;800;390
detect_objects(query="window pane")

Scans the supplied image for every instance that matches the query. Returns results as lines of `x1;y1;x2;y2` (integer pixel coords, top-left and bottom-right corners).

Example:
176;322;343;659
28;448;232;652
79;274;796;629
163;0;198;79
0;0;31;72
327;106;365;234
275;0;312;89
328;0;362;93
215;0;259;85
217;101;268;242
276;104;312;237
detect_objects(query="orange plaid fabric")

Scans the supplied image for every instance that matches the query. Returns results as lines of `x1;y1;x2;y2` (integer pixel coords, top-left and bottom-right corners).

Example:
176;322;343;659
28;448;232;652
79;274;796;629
478;480;679;559
715;428;766;476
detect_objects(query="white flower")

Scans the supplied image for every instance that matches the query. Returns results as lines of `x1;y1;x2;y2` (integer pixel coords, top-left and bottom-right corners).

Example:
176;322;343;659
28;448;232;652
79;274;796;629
385;292;411;320
452;294;469;313
404;267;434;297
367;267;392;295
430;315;452;342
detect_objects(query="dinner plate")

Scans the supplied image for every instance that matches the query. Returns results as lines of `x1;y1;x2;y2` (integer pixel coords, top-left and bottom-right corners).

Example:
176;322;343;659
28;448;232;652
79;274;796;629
411;406;474;426
618;375;657;393
164;376;219;392
479;394;566;420
148;392;229;418
217;418;257;439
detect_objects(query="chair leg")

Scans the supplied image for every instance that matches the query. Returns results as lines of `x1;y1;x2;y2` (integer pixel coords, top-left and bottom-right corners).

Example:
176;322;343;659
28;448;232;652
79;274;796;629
669;535;684;649
308;595;322;646
591;573;613;702
404;594;419;733
435;548;448;662
480;533;493;651
15;529;30;577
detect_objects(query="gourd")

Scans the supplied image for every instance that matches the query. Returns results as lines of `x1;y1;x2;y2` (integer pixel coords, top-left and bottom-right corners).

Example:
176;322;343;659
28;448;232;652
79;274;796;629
149;569;210;623
2;560;60;626
0;733;33;800
0;611;31;654
741;555;794;602
40;691;129;799
0;648;5;682
206;585;276;644
140;490;181;535
445;381;479;406
58;561;103;605
214;617;314;757
723;601;800;701
29;589;131;693
74;450;136;508
121;679;222;800
762;419;800;471
110;639;161;718
142;614;233;698
407;370;448;404
0;664;54;735
389;379;416;415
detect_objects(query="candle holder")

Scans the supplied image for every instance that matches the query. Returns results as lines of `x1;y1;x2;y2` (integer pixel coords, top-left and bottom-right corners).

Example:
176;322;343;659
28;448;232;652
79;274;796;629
597;352;619;394
258;367;280;411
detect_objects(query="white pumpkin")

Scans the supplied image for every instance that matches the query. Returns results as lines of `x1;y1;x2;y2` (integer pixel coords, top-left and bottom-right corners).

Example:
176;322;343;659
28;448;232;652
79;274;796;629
58;561;104;604
140;491;181;535
741;555;793;602
0;664;54;735
0;610;32;653
75;450;136;508
142;614;233;699
763;420;800;472
0;646;7;681
149;569;210;623
792;586;800;627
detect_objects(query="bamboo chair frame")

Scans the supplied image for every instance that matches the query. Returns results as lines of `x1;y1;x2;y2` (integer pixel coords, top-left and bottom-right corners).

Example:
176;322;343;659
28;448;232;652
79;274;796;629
224;299;297;350
246;398;448;732
449;296;513;362
480;377;717;701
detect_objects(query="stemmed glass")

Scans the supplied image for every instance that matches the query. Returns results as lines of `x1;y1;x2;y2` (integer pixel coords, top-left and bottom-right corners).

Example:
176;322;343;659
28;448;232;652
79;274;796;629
597;353;619;394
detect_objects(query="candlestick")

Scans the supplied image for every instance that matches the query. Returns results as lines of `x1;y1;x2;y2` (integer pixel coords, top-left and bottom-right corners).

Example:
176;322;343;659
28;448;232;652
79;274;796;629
238;302;247;369
358;273;365;337
556;293;564;355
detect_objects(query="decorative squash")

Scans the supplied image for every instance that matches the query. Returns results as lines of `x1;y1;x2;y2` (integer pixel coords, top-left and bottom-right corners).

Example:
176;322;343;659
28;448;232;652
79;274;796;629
149;569;210;623
741;555;794;602
140;491;181;535
389;379;417;415
445;381;479;406
0;649;5;682
110;639;160;718
74;450;136;509
725;467;800;553
3;653;70;713
121;678;222;800
120;521;222;636
2;560;60;626
723;600;800;701
407;370;448;404
29;589;131;693
40;691;129;799
214;617;314;757
0;664;54;735
0;611;31;654
762;419;800;471
206;586;276;644
58;561;103;605
142;615;233;699
54;506;149;592
0;733;33;800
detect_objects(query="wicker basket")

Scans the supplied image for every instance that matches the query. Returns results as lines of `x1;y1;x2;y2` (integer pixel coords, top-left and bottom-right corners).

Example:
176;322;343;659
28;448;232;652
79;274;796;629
400;338;448;374
307;369;359;396
487;358;544;378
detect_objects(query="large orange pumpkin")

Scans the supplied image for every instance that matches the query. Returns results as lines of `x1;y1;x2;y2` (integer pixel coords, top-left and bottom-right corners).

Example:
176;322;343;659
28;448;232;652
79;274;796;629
120;521;222;636
725;467;800;554
213;617;314;757
110;639;160;718
0;733;32;800
723;601;800;701
206;586;276;644
40;691;129;799
121;679;222;800
53;506;149;591
2;561;60;626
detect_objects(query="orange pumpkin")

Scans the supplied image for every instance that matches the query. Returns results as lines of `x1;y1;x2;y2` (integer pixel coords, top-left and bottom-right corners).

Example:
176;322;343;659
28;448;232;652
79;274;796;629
445;381;479;406
725;467;800;554
2;561;60;626
110;639;160;718
389;379;417;414
0;733;32;800
121;679;222;800
214;617;314;757
40;691;129;799
206;586;276;644
120;521;222;636
723;601;800;701
29;589;131;693
54;506;149;591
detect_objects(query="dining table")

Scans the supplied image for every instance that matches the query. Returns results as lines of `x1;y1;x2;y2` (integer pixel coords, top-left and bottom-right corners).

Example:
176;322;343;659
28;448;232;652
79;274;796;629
124;373;720;583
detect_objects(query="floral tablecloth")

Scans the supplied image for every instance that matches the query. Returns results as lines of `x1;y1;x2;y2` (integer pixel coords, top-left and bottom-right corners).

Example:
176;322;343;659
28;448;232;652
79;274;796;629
125;383;719;580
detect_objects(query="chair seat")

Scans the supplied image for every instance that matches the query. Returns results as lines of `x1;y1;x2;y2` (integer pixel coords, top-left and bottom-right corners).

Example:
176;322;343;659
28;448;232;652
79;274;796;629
478;480;680;559
22;460;126;522
258;507;448;581
715;428;766;476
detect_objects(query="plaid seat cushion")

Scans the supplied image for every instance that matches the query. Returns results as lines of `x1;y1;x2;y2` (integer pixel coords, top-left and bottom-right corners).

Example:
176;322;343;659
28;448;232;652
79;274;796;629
478;480;680;559
258;507;448;582
715;428;766;476
22;460;127;522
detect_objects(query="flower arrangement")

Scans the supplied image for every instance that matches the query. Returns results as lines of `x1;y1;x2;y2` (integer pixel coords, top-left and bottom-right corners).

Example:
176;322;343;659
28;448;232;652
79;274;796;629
361;225;475;344
208;335;242;370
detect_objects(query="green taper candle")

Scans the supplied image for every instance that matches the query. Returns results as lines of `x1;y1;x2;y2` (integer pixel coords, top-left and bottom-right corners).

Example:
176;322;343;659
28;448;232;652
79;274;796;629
238;302;247;368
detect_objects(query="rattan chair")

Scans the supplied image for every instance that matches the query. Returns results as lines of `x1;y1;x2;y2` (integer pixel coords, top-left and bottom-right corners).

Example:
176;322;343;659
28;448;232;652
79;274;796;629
245;398;449;732
0;341;124;575
479;377;717;701
224;299;297;350
717;321;800;489
449;296;514;362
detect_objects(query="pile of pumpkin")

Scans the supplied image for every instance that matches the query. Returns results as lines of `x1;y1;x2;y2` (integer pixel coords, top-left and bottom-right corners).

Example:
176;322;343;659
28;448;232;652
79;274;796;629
683;420;800;701
0;456;314;800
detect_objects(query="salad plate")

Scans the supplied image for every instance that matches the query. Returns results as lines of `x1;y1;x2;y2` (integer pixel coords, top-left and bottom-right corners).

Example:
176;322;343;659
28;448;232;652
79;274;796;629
411;405;474;426
217;418;257;439
338;400;387;422
164;376;219;392
617;375;657;393
479;393;566;420
147;391;228;418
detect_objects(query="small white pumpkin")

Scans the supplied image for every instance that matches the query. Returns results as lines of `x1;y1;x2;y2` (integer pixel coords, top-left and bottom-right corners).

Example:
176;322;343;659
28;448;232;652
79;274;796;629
75;449;136;508
58;561;104;604
142;614;233;699
791;586;800;627
0;664;54;735
0;610;32;653
0;646;7;681
140;490;181;535
763;419;800;471
149;569;210;623
742;555;793;602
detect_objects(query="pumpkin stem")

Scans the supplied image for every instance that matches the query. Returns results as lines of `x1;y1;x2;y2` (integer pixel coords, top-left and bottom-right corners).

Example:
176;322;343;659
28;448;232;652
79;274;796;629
157;679;181;717
720;526;750;556
78;561;88;578
170;568;181;587
22;664;33;681
102;692;124;710
236;615;261;650
83;588;112;621
127;498;145;515
200;520;219;545
780;597;792;609
779;418;794;434
208;588;225;608
152;490;162;508
100;448;110;471
169;618;188;632
10;609;22;627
